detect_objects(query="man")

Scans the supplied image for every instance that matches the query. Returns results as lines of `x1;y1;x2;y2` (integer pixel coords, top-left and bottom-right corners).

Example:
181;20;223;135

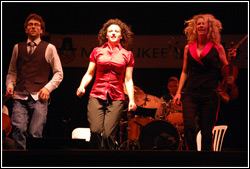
155;76;179;120
5;13;63;149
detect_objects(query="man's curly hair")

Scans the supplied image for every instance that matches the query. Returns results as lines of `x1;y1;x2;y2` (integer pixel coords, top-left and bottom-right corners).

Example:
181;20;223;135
98;18;133;49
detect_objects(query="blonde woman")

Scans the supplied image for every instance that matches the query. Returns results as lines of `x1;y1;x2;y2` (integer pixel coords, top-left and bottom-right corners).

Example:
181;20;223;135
173;14;236;151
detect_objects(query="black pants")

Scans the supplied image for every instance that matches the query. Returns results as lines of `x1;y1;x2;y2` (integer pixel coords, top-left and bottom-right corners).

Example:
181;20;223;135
182;92;219;150
87;95;124;149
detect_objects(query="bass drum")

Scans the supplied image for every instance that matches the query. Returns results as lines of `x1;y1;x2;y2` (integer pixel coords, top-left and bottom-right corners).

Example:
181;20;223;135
139;120;180;150
128;116;153;141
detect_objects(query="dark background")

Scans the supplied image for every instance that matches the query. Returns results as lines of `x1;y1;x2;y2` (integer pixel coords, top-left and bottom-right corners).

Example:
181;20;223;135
1;2;249;150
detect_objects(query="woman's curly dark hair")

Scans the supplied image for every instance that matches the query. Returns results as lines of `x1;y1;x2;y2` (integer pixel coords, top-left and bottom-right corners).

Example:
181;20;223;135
98;18;133;49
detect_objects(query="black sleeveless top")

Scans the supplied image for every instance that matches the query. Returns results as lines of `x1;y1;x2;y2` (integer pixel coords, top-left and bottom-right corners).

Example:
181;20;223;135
184;42;221;96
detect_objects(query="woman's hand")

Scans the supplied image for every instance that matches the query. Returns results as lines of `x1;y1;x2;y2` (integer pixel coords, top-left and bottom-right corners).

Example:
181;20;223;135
128;100;137;112
173;92;181;106
228;48;237;62
76;87;86;98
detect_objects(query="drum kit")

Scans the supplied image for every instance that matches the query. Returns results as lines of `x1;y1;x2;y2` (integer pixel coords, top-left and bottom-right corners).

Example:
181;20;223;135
119;85;185;150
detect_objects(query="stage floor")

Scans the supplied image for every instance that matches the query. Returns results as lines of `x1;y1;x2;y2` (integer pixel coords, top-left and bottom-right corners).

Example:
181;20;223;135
2;149;248;167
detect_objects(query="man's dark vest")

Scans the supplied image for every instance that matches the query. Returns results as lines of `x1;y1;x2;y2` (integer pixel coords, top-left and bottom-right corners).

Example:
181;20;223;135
15;41;51;93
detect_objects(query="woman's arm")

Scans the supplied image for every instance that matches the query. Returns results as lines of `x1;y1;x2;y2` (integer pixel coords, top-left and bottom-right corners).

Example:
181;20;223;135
76;62;96;98
125;67;137;111
173;44;189;105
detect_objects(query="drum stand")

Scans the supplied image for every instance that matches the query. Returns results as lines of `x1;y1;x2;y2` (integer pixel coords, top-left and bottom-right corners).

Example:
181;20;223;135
118;118;128;150
118;111;141;150
162;102;185;151
127;112;141;150
177;129;184;150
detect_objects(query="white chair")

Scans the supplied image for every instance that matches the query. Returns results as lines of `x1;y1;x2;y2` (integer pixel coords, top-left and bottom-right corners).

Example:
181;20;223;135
196;125;228;151
72;128;91;142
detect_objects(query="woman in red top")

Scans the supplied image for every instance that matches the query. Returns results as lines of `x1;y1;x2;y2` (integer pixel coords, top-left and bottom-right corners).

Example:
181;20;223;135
77;19;137;149
173;14;236;151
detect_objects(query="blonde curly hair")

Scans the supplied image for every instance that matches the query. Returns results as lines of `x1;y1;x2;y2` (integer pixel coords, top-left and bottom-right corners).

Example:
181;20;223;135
184;14;222;44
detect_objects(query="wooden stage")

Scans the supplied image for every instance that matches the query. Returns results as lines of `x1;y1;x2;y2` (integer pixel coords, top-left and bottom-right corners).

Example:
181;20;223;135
2;144;248;167
2;137;248;167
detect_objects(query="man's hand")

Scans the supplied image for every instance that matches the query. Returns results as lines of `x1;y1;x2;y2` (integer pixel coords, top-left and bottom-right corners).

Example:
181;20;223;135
6;88;14;97
38;87;50;102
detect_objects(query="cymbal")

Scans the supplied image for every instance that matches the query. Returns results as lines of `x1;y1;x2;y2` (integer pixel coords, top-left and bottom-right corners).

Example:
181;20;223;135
134;94;162;109
134;86;145;95
123;83;145;95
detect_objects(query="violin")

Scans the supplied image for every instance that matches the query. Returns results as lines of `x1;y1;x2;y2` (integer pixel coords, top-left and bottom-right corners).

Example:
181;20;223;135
219;34;248;101
220;53;239;101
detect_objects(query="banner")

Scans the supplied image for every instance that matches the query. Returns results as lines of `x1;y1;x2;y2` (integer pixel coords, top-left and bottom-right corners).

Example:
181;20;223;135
50;34;248;68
